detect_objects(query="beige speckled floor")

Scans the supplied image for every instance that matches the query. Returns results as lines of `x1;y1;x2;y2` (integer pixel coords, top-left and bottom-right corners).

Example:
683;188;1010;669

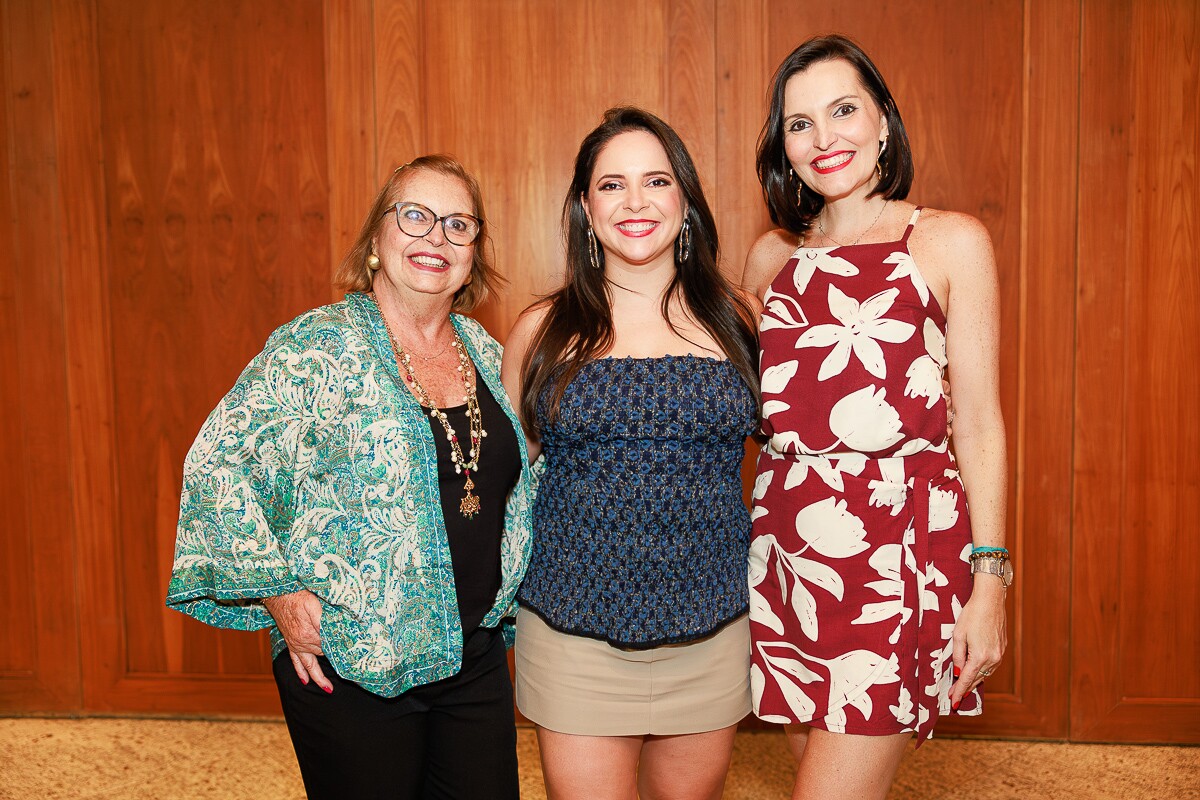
0;718;1196;799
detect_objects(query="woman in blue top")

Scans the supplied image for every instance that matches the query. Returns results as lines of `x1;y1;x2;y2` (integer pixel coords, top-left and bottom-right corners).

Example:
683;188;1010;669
502;107;759;800
168;155;535;800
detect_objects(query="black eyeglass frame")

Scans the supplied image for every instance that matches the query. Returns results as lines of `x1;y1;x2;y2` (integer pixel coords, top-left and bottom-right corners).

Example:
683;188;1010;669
382;202;483;246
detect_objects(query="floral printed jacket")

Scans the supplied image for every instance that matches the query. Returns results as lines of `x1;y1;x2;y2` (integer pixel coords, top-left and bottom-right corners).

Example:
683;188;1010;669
166;292;535;697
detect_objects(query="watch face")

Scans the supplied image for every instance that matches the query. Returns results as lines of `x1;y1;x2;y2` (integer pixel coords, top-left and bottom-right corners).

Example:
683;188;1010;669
1001;560;1015;587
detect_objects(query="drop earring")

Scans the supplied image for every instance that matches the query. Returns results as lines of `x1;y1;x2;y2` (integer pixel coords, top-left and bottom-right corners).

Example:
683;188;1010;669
586;226;601;270
677;219;691;264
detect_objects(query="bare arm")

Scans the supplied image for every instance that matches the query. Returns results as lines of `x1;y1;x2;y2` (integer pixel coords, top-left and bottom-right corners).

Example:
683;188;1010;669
921;212;1008;706
501;304;549;464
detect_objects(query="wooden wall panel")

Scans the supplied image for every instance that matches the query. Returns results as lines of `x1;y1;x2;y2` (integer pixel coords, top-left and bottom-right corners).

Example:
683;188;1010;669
70;0;333;713
1073;0;1200;743
324;0;378;286
411;0;680;339
0;0;82;712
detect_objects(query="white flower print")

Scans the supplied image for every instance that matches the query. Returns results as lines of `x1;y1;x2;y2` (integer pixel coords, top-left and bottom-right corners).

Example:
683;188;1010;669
795;497;871;559
854;544;913;645
792;249;859;294
904;318;948;409
762;400;791;419
883;250;931;306
756;640;824;721
796;286;916;380
817;650;901;724
754;530;847;640
760;288;810;333
829;386;905;452
761;360;799;395
748;534;785;635
891;684;916;727
784;454;866;493
904;358;942;409
868;458;907;516
751;469;774;521
928;486;961;532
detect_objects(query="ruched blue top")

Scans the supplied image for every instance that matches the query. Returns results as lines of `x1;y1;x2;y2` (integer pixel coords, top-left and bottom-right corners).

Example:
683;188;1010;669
517;356;756;648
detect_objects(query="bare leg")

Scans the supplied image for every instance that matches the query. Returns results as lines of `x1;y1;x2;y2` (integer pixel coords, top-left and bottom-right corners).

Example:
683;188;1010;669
637;725;738;800
535;726;642;800
787;727;910;800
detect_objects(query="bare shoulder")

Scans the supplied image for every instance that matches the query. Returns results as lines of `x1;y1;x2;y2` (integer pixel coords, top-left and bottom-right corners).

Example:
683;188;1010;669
505;299;553;349
743;228;799;298
912;208;993;252
910;208;996;276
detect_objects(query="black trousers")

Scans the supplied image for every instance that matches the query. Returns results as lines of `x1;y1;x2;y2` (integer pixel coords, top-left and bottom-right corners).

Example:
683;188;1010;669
273;626;520;800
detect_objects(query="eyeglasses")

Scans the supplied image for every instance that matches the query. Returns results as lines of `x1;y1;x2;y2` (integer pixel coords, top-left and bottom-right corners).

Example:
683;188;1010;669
383;202;482;246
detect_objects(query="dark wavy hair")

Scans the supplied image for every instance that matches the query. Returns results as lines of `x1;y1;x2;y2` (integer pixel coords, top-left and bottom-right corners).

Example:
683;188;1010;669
757;34;914;238
520;106;759;431
335;154;502;313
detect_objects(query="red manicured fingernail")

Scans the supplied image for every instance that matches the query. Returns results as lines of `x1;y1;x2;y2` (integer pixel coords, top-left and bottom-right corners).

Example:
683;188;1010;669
953;667;960;679
300;676;309;685
322;685;333;694
952;699;961;711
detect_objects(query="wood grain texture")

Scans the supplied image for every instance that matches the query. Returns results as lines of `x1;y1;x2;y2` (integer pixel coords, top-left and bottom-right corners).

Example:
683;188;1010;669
0;0;83;712
416;0;677;340
67;0;332;713
324;0;378;291
1072;0;1200;743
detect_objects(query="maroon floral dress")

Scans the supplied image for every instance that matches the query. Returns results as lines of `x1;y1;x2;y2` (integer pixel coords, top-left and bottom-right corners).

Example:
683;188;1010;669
749;208;981;744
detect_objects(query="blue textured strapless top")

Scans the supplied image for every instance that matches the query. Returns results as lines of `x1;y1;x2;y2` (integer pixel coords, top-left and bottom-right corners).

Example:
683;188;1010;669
517;356;756;648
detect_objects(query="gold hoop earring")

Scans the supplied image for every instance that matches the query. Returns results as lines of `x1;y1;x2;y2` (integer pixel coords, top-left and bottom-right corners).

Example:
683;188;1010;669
876;138;888;180
367;252;381;271
677;219;691;264
586;226;601;270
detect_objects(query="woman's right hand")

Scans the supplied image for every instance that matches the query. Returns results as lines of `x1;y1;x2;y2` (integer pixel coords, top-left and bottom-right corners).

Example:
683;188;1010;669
263;589;333;693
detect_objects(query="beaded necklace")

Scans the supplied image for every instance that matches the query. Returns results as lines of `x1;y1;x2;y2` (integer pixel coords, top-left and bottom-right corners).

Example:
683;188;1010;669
371;292;486;519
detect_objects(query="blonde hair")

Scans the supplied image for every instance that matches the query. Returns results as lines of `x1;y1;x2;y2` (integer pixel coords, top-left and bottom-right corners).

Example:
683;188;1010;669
335;155;502;313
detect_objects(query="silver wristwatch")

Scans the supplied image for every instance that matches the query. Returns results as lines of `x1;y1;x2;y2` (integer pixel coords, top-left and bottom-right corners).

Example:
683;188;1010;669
970;556;1014;587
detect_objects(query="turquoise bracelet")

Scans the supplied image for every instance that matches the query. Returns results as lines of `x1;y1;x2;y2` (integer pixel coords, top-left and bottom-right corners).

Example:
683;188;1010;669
970;545;1009;559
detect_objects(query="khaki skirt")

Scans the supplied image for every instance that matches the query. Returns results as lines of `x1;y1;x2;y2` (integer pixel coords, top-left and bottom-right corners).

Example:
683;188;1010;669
514;607;751;736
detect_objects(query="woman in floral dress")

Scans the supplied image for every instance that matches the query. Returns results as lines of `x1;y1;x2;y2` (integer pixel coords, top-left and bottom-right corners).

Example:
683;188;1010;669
741;35;1009;799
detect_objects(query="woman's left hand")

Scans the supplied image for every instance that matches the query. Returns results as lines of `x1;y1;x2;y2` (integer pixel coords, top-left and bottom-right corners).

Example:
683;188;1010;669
949;578;1007;708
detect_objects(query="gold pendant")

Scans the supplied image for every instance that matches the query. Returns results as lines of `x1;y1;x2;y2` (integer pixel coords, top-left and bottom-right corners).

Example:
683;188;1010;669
460;475;481;519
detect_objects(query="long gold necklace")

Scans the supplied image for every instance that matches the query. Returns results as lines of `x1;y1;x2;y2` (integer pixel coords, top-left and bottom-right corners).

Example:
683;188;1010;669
371;293;486;519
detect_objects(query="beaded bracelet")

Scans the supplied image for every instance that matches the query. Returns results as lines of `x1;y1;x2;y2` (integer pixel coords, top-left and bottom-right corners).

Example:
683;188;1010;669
969;547;1010;562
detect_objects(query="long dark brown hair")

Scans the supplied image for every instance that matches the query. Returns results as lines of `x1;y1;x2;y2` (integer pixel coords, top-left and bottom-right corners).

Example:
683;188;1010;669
757;34;914;239
520;106;759;432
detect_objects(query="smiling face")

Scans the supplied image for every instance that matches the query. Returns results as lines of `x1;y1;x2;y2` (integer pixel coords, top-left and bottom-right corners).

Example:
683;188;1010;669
372;168;476;304
782;58;889;203
583;129;685;273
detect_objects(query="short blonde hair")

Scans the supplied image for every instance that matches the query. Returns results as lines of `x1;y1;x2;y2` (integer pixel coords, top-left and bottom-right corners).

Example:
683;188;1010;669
336;155;502;313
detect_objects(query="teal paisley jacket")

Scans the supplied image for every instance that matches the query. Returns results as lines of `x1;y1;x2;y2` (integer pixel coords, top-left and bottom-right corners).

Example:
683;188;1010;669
166;292;535;697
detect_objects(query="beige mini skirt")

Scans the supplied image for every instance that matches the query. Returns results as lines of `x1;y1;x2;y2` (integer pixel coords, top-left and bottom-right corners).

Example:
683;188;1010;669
514;607;751;736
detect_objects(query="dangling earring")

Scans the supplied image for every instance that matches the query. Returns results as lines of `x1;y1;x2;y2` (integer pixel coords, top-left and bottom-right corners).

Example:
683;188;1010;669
791;168;804;205
876;138;888;180
367;252;381;271
586;226;601;270
676;219;691;264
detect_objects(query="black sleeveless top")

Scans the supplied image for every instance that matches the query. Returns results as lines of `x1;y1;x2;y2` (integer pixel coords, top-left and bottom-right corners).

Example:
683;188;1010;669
424;370;521;638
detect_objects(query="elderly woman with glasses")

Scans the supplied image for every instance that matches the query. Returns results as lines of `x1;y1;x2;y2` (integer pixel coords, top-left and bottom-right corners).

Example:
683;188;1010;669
166;155;535;800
